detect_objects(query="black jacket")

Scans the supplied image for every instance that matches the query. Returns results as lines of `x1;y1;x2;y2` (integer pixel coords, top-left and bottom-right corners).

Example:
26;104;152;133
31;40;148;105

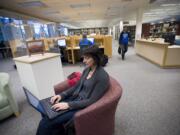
60;66;109;110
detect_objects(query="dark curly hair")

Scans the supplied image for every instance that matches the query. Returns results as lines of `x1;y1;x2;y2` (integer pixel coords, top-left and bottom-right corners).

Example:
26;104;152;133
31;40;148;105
82;46;102;67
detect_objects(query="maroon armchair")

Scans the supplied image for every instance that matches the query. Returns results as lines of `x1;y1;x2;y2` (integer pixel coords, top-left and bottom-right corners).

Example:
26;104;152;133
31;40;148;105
54;76;123;135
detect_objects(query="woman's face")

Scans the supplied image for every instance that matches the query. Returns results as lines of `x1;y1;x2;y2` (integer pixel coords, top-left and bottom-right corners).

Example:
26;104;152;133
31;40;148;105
83;55;95;67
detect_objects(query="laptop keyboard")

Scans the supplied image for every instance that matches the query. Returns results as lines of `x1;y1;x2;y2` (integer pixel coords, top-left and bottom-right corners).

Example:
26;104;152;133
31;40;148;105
40;98;68;119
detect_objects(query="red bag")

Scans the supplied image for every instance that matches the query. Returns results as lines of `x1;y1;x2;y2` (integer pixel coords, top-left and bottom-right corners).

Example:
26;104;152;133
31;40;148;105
67;72;82;86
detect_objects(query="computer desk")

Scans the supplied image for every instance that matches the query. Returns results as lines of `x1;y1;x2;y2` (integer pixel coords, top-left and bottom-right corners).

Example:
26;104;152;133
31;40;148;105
66;45;104;64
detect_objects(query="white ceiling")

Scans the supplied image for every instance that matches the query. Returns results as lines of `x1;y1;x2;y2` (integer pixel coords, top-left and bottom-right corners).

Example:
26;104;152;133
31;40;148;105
0;0;180;28
143;0;180;23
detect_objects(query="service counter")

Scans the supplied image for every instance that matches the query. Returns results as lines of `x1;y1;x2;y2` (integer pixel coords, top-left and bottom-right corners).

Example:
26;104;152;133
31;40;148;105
135;39;180;68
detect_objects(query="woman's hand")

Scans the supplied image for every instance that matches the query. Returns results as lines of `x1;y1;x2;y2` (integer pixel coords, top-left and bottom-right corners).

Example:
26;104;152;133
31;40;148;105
52;102;69;111
50;95;61;104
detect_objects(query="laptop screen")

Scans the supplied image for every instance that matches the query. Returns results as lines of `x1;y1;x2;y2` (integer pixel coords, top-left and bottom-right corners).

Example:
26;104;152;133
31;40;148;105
24;89;39;108
24;88;46;114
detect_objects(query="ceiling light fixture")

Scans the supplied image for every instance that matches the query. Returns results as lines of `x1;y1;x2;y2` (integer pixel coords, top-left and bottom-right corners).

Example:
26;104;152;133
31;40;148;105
70;3;91;9
144;13;155;15
62;17;70;20
18;1;47;8
144;14;157;16
45;11;60;14
121;0;132;2
150;9;164;11
149;0;157;4
161;4;178;7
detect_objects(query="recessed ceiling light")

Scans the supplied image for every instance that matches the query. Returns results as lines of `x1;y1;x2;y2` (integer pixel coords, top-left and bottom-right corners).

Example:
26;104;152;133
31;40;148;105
161;4;178;7
45;11;60;15
145;14;157;16
170;18;176;21
107;14;117;16
149;0;157;4
144;13;155;15
108;6;121;10
62;17;70;20
46;11;60;14
150;9;163;11
18;1;47;8
121;0;132;2
70;3;90;9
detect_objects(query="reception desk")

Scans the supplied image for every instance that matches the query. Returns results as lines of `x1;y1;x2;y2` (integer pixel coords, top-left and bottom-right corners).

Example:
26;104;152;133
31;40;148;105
14;53;64;99
135;39;180;68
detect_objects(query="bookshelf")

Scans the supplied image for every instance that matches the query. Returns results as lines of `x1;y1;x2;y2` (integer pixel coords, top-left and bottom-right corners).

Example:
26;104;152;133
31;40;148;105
123;26;136;40
149;21;178;38
142;21;180;38
68;27;108;35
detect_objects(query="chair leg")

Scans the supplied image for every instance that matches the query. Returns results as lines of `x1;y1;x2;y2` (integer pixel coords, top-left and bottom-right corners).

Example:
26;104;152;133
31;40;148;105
14;112;20;117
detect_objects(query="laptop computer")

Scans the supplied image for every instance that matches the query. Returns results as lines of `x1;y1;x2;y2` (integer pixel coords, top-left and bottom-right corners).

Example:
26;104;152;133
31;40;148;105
23;87;69;119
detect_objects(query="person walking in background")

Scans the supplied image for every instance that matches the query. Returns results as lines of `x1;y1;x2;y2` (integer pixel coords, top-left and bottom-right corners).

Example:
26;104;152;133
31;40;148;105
118;27;131;60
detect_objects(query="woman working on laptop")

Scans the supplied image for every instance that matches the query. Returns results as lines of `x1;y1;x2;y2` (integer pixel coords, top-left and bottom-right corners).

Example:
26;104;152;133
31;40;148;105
36;46;110;135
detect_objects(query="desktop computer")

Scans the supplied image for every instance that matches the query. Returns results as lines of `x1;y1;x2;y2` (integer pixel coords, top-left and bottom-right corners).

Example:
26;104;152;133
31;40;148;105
87;37;94;45
57;39;66;47
162;33;175;45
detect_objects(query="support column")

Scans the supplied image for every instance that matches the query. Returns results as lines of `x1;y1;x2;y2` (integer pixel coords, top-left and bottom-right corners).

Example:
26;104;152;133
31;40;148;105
21;20;32;40
113;25;115;39
118;21;124;40
108;27;111;35
135;8;143;40
119;21;123;34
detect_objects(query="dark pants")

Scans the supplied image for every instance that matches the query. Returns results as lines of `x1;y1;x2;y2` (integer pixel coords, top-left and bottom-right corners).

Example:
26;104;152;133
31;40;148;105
36;97;80;135
36;109;78;135
118;44;128;60
0;50;6;58
0;48;12;58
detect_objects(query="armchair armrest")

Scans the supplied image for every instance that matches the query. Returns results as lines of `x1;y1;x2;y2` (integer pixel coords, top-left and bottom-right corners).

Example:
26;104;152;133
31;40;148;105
74;96;120;135
0;73;10;96
4;84;19;116
54;80;72;95
0;73;19;115
0;73;9;88
75;96;118;117
54;72;81;95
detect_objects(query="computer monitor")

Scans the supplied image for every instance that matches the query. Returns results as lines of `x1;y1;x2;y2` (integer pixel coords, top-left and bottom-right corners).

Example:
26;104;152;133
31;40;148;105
87;38;94;44
162;33;175;45
57;39;66;47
